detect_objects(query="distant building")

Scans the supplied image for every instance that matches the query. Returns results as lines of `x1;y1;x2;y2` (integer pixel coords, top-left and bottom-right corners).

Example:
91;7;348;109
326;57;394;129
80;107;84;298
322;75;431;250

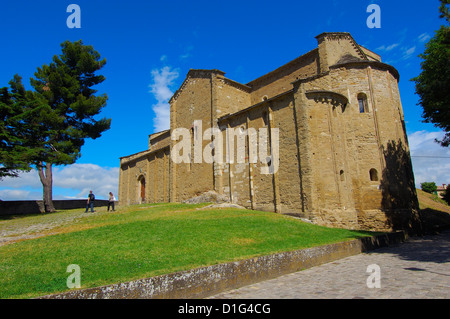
436;184;448;198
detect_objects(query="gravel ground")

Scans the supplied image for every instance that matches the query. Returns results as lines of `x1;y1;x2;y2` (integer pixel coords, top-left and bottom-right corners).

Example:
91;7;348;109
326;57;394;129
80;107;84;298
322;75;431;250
0;210;91;246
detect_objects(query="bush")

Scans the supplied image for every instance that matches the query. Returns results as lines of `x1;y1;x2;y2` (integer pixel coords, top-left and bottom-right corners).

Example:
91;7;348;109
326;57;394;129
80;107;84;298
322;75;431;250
421;182;438;194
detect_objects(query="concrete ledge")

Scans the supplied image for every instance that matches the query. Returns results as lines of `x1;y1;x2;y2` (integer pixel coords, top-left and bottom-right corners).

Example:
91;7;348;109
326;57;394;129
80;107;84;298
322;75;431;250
39;231;407;299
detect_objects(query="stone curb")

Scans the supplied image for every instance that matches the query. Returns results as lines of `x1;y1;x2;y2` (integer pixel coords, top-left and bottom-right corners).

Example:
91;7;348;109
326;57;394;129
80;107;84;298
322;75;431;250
39;231;407;299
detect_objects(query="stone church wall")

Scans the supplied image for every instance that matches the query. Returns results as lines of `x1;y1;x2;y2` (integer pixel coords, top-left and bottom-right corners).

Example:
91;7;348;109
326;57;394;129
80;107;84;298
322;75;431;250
118;32;421;233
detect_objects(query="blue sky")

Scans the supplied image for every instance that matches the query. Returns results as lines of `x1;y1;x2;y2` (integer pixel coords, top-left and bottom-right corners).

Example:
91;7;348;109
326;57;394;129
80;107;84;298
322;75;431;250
1;0;449;200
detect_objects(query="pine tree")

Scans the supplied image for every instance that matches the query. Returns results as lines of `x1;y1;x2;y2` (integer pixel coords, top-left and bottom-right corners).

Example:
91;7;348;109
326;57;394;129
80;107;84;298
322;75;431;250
0;75;36;178
0;40;111;212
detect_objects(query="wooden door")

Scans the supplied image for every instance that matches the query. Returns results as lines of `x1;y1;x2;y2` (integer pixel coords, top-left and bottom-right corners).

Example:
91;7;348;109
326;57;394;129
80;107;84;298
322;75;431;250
140;178;146;202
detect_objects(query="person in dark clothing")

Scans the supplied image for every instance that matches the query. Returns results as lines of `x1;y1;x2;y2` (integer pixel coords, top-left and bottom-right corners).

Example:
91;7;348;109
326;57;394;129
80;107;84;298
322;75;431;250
85;190;95;213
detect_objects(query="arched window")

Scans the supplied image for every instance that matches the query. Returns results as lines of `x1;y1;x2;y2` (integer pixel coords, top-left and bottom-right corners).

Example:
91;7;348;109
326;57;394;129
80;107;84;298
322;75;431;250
357;93;369;113
340;170;345;181
369;168;378;181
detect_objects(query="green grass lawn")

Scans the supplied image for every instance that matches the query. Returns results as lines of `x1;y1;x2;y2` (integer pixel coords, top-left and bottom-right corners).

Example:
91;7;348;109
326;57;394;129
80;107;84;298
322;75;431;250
0;203;374;299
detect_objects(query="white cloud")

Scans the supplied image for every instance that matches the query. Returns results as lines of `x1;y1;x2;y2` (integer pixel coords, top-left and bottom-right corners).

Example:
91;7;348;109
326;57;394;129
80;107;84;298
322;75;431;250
386;43;400;51
377;43;400;52
0;170;42;189
0;164;119;201
0;189;38;201
376;29;428;65
149;66;180;132
418;33;431;43
403;46;416;59
388;46;417;62
53;164;119;199
408;130;450;187
179;45;194;60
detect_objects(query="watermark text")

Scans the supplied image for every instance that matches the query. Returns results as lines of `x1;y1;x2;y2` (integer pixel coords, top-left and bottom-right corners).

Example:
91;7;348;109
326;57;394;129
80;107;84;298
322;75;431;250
171;120;279;174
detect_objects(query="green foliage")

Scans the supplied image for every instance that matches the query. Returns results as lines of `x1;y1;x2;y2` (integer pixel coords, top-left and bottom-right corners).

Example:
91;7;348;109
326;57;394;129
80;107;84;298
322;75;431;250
0;75;41;178
421;181;438;193
0;84;25;178
411;0;450;146
440;0;450;21
28;40;111;166
0;40;110;171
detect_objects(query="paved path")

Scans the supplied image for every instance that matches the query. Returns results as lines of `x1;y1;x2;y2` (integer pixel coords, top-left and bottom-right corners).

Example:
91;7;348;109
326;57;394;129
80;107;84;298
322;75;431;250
210;231;450;299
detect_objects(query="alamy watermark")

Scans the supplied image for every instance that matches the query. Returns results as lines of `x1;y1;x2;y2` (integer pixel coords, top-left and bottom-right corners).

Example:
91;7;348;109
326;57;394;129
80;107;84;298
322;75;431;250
171;120;279;174
66;264;81;289
366;264;381;288
366;4;381;29
66;4;81;29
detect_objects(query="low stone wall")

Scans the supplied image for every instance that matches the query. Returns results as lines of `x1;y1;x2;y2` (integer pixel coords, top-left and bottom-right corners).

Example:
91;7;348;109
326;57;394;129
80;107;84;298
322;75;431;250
0;200;116;216
39;231;407;299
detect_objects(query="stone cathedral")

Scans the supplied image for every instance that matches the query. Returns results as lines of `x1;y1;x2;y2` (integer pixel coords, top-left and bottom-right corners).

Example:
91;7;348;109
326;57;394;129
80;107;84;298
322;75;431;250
119;32;421;232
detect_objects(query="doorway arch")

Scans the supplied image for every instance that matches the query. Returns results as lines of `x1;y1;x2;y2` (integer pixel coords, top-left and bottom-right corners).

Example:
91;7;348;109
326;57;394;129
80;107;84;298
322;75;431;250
138;175;146;203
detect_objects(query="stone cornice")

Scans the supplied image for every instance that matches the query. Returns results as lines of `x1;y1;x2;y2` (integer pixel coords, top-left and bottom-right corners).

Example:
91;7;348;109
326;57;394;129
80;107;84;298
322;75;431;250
305;90;349;111
220;77;252;93
291;60;400;87
330;60;400;81
169;69;226;104
315;32;368;61
120;145;170;166
148;129;170;140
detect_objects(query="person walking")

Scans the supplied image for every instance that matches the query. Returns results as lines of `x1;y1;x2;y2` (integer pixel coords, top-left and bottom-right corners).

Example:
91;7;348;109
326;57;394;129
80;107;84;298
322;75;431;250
85;190;95;213
108;192;115;212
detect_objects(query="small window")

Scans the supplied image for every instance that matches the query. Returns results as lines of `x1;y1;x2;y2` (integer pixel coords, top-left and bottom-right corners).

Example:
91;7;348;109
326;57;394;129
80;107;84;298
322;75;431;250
369;168;378;181
340;170;345;181
358;93;369;113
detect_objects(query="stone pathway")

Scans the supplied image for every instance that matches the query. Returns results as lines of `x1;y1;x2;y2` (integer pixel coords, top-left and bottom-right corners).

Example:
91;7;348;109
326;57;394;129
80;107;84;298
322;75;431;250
210;230;450;299
0;210;90;246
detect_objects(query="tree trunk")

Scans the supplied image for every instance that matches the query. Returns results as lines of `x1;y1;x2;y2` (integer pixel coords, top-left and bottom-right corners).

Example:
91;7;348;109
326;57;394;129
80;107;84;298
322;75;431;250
38;162;55;213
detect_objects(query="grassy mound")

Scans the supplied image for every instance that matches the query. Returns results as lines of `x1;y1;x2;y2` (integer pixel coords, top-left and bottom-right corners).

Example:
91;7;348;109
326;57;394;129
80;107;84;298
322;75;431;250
0;203;373;299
